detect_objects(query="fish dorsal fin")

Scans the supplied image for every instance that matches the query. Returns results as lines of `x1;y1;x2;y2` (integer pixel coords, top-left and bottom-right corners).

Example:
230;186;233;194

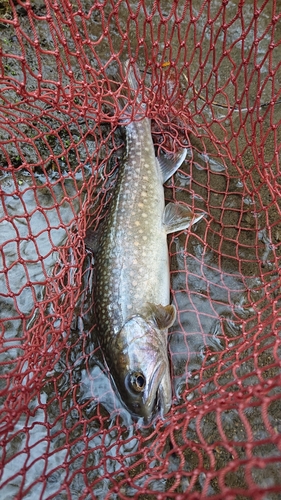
157;149;187;183
144;303;176;330
163;202;204;235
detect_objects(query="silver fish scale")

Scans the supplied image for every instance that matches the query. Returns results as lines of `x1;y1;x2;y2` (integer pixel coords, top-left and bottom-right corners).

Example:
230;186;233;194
95;117;170;351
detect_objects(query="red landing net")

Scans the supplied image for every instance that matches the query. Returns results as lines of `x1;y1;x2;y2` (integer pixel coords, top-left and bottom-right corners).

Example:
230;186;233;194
0;1;281;499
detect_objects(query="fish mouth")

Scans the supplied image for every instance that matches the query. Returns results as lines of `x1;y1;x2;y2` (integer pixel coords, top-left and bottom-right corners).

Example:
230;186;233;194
142;361;171;420
156;374;172;418
125;364;171;422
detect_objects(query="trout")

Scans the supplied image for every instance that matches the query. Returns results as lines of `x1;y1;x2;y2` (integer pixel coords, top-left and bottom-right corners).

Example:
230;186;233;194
94;61;203;420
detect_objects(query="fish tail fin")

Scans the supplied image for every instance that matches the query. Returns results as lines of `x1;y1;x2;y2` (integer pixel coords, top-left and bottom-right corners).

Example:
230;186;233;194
118;60;147;123
123;59;142;92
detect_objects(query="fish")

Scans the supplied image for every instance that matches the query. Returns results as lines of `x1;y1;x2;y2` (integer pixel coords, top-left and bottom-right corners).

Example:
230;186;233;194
94;60;204;420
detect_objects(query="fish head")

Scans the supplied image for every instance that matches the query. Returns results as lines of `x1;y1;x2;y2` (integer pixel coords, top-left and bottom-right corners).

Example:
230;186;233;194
111;303;176;420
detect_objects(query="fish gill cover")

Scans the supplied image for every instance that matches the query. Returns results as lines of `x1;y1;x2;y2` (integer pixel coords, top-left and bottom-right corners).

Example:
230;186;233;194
0;0;281;499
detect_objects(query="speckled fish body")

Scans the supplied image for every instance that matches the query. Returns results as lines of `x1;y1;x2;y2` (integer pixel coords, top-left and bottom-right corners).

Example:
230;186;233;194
96;117;171;331
94;62;203;420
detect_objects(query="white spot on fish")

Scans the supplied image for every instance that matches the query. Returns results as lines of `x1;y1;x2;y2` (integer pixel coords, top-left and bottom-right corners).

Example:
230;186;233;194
141;213;147;218
135;220;140;226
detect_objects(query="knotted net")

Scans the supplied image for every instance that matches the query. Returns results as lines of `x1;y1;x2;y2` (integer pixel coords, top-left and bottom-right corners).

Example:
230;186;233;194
0;0;281;498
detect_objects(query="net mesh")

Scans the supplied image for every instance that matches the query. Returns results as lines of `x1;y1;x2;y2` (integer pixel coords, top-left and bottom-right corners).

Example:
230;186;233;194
1;0;281;498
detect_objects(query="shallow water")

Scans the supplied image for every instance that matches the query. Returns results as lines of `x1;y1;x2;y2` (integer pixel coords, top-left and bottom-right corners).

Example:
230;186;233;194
1;0;281;498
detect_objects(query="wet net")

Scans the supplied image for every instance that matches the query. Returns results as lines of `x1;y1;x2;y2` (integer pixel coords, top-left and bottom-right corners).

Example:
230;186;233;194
1;0;281;498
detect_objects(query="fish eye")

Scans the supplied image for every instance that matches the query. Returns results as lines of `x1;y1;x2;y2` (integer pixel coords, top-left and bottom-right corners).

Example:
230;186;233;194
129;371;146;393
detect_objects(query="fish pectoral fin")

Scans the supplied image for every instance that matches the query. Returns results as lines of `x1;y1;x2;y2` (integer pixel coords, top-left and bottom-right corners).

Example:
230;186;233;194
145;303;176;330
163;202;205;235
157;149;187;183
85;218;106;253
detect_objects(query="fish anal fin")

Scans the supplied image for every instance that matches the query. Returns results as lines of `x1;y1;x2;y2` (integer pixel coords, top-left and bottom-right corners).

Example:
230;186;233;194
157;149;187;183
144;303;176;330
163;202;204;234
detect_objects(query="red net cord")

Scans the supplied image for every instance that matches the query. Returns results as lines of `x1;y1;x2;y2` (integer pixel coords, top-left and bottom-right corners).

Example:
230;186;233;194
0;0;281;499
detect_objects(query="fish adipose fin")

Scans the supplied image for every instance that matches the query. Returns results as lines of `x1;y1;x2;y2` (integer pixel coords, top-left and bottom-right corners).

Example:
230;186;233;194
163;202;205;234
157;149;187;183
144;303;176;330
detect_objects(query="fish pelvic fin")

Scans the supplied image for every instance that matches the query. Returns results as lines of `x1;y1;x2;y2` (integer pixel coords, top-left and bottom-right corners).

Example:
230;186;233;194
143;303;176;330
163;202;205;234
157;149;187;183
